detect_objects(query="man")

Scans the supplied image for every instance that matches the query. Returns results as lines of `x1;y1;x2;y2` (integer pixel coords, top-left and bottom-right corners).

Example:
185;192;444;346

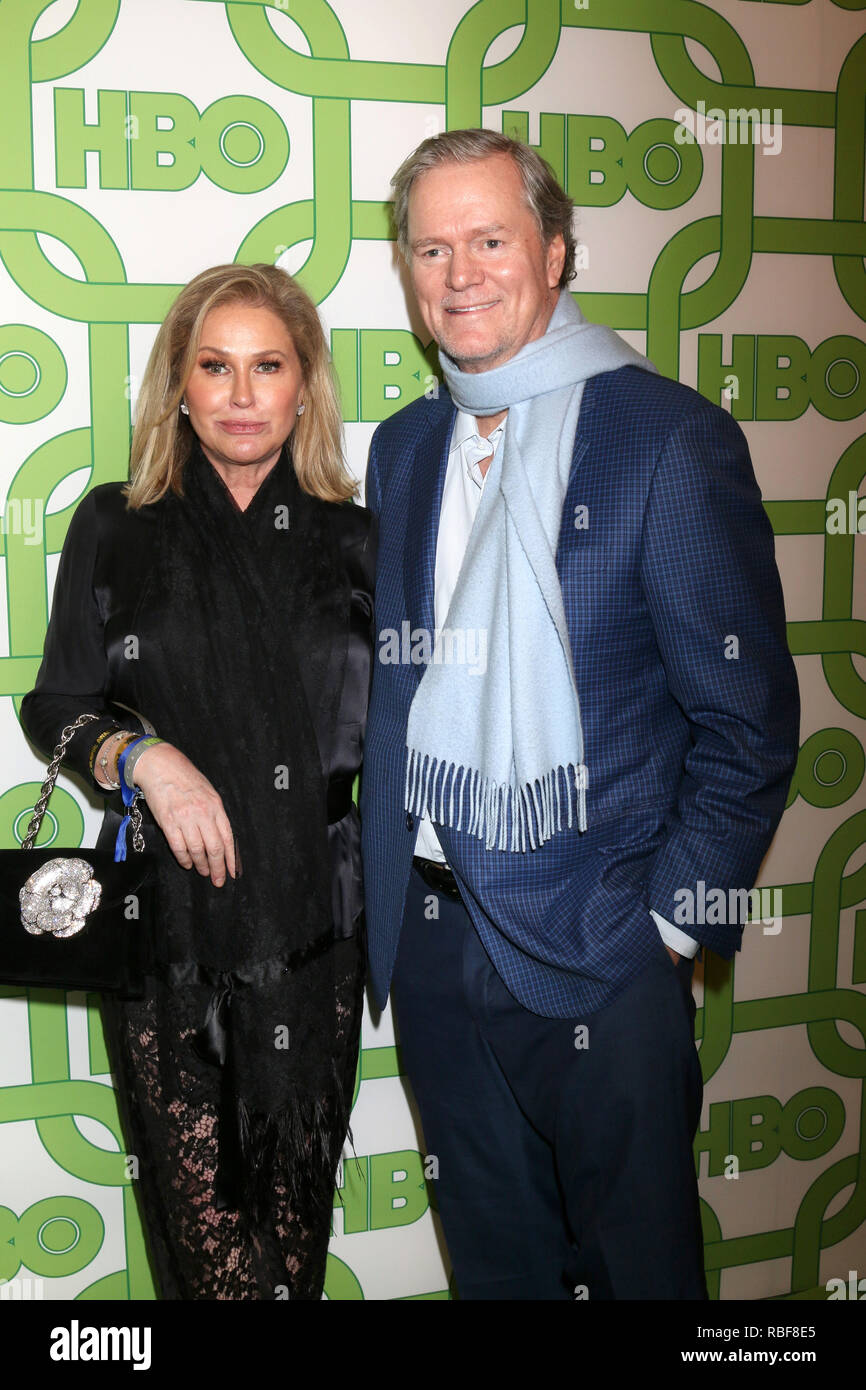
360;129;799;1300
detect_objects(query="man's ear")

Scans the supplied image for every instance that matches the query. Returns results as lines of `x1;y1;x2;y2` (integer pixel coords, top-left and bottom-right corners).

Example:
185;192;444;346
546;232;566;289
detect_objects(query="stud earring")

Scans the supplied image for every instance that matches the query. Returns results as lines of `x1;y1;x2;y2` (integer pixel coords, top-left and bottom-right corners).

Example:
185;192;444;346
296;402;305;416
179;401;189;415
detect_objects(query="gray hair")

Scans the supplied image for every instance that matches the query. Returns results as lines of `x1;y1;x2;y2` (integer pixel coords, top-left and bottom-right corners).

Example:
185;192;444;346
391;128;577;288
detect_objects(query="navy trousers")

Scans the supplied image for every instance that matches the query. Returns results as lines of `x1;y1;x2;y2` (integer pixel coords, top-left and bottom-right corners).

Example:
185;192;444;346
391;867;708;1300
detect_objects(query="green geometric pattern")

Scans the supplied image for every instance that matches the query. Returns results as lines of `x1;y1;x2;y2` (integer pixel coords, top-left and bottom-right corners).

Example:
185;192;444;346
0;0;863;1301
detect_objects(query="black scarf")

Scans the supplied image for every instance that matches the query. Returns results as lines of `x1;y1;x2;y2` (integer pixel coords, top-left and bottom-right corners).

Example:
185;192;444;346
140;438;351;1219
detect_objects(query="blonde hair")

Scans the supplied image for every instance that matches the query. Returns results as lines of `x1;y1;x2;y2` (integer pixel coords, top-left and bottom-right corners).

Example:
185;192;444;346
125;263;355;507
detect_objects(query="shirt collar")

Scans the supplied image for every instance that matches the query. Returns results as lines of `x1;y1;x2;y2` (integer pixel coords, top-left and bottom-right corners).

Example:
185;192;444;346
451;406;506;454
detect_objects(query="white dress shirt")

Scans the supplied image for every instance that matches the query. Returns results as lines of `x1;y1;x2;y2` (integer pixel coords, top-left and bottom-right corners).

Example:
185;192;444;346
414;408;698;960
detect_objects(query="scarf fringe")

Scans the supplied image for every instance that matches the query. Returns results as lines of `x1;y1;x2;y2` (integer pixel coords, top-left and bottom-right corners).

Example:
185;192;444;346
405;751;588;852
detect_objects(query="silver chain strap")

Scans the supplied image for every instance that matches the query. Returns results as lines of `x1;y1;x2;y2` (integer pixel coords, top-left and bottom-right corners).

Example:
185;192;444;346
21;713;145;853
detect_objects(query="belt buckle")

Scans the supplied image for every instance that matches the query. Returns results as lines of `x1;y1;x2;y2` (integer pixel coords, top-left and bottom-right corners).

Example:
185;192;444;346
429;859;460;900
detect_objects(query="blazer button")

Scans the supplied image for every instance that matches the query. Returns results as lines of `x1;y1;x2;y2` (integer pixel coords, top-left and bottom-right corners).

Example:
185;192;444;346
406;812;414;831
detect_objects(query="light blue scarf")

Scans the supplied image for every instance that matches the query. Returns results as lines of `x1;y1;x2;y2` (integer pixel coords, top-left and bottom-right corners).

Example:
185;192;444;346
405;289;657;852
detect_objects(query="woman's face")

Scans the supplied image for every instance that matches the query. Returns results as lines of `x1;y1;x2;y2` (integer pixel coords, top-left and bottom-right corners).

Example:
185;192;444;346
183;302;305;473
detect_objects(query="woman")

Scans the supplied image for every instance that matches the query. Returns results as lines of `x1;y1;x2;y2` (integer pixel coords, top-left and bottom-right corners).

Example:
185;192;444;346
20;263;375;1299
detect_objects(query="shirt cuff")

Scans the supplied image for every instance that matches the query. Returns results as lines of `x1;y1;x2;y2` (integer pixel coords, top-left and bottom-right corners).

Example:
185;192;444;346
650;910;700;959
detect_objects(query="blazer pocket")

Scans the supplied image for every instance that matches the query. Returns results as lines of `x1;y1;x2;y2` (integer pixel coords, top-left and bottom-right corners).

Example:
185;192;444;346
558;552;611;600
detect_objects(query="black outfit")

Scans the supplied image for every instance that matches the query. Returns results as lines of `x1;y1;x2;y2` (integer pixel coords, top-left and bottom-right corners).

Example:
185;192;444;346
20;441;376;1299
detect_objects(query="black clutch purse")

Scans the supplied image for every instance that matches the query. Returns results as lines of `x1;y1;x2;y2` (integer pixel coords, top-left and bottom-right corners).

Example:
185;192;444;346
0;713;155;997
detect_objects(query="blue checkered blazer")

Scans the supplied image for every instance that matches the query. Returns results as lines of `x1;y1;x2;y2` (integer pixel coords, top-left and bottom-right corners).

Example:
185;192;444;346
360;366;800;1017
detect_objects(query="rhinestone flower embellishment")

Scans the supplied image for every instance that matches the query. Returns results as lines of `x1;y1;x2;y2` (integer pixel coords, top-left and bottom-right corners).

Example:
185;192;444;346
20;858;103;938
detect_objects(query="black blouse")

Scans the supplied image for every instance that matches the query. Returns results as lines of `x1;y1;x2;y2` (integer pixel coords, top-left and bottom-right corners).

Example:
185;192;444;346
20;457;376;940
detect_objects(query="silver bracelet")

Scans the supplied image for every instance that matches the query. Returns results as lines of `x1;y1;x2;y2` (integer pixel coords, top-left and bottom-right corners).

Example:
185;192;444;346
122;735;164;790
97;730;138;790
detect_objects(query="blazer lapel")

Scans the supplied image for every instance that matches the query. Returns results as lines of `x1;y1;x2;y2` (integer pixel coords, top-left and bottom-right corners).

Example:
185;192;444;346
569;434;590;483
571;373;599;471
403;396;456;680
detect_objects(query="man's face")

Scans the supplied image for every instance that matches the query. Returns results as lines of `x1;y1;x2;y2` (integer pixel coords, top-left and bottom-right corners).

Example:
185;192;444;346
407;152;566;373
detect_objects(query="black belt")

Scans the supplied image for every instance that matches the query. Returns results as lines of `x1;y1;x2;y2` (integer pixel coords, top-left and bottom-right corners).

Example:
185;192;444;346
327;775;354;824
412;855;462;900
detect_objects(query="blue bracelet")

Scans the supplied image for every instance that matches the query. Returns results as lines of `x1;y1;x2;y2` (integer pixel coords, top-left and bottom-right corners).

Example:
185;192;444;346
113;735;152;861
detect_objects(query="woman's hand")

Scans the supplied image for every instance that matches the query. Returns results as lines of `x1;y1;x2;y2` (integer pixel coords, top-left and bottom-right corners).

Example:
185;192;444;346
130;742;237;887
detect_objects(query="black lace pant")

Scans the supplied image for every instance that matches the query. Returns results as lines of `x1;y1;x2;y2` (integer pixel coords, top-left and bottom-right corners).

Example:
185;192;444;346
100;936;364;1300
